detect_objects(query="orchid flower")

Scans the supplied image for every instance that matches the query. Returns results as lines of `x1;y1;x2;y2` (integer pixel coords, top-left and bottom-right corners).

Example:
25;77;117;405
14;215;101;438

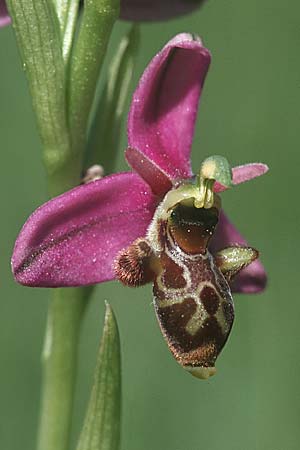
0;0;10;27
12;34;268;377
12;33;267;291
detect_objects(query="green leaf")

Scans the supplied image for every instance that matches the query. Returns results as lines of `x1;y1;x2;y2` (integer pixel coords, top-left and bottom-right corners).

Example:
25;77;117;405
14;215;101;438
68;0;120;153
86;24;140;173
76;302;121;450
6;0;72;177
52;0;80;62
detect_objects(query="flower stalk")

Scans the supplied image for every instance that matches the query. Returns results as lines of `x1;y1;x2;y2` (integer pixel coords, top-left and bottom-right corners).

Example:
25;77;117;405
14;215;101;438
68;0;120;159
7;0;120;449
37;287;91;450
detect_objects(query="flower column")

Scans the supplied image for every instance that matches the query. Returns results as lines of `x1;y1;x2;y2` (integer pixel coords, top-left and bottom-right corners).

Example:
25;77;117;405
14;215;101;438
5;1;119;450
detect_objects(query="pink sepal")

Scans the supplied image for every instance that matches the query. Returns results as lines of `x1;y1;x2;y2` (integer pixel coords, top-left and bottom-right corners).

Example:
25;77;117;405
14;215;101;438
127;33;211;191
12;173;158;287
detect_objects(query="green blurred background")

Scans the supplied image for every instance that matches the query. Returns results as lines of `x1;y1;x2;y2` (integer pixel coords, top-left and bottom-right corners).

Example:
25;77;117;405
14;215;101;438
1;0;299;449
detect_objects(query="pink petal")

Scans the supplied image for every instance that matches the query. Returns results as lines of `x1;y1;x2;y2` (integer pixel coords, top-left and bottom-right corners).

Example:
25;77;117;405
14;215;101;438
127;33;211;195
0;1;10;27
12;173;158;287
210;211;267;294
214;163;269;193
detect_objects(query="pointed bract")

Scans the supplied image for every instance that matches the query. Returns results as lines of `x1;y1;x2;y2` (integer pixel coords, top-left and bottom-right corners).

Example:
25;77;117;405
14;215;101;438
210;211;267;293
12;173;158;287
127;33;210;194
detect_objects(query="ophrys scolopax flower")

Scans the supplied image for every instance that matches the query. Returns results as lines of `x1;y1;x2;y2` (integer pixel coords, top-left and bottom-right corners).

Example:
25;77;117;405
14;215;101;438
12;34;268;378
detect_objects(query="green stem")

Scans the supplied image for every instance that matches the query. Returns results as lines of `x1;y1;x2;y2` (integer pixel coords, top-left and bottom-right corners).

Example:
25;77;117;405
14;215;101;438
46;154;82;197
37;0;120;443
7;1;120;448
37;287;93;450
68;0;120;153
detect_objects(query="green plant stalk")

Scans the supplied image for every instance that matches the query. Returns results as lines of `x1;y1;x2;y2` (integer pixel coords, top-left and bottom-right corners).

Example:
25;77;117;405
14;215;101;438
37;287;93;450
5;3;84;449
37;0;121;442
7;0;120;448
68;0;120;156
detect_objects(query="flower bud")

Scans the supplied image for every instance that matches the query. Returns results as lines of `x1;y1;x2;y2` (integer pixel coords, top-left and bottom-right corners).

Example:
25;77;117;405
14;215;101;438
120;0;206;21
1;0;206;27
0;0;10;27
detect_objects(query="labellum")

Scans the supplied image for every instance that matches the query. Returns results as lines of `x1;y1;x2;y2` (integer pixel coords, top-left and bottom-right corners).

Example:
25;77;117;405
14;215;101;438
115;156;259;379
